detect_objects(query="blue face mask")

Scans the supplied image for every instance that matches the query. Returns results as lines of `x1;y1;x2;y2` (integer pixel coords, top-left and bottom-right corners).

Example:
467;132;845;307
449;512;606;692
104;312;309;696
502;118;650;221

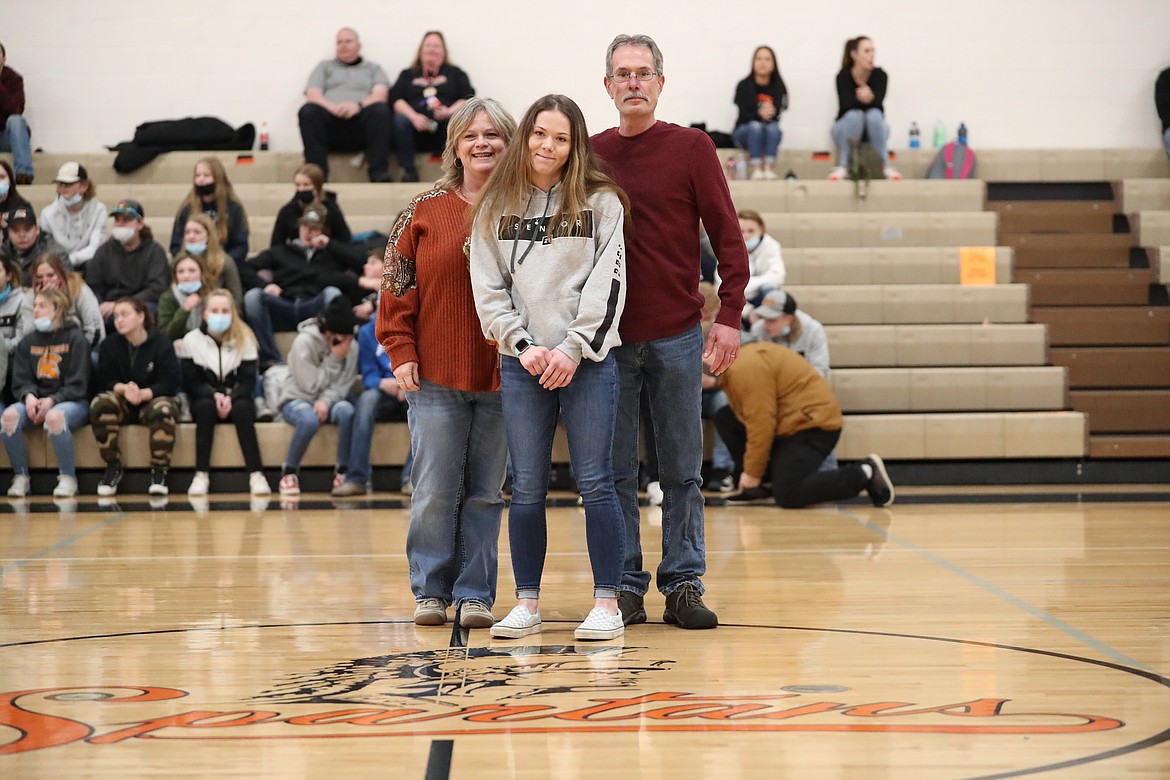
185;241;208;255
34;316;55;332
177;280;203;295
745;236;762;252
0;284;10;305
206;313;232;335
0;181;9;198
778;324;792;338
59;193;83;208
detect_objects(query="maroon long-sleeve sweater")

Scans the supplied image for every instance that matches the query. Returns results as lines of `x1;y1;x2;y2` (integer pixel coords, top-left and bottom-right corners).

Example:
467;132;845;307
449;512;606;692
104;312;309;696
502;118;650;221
0;66;26;123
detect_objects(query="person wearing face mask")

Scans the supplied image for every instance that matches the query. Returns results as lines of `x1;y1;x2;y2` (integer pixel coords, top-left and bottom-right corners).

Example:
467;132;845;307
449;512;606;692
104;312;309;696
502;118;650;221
1;206;66;279
169;158;251;267
158;255;210;341
37;162;109;272
737;210;785;311
172;213;244;305
2;288;91;498
85;200;169;321
0;256;24;403
0;161;32;242
18;253;105;348
744;290;830;379
271;164;352;249
181;289;270;497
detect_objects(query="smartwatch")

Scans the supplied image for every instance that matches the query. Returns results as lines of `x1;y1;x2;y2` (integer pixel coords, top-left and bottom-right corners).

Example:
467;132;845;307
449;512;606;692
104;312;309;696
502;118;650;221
514;338;534;357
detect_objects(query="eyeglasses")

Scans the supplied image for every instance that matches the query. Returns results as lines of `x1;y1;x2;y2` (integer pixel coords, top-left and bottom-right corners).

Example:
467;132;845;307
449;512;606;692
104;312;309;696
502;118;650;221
609;69;658;83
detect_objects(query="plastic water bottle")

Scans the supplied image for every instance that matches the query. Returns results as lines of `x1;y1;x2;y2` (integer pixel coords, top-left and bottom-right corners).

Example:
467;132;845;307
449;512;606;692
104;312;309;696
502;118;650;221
908;122;920;148
933;120;946;148
957;122;968;146
725;157;737;181
735;156;747;180
259;122;269;151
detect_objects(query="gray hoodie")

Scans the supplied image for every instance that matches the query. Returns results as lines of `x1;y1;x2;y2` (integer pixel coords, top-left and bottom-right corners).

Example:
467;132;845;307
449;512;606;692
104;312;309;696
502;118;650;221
470;186;626;364
263;318;358;410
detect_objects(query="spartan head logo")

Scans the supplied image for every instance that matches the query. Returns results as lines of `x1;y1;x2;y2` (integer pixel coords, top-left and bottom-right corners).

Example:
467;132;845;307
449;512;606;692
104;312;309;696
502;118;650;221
252;645;673;709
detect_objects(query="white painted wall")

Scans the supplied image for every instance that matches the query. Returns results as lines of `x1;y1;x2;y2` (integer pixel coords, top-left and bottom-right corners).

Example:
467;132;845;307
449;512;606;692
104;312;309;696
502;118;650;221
6;0;1170;154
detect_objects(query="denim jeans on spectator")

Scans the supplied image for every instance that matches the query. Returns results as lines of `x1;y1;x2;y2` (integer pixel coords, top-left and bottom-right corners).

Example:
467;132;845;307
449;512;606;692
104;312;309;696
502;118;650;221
1163;127;1170;163
2;400;89;476
830;108;890;167
348;386;412;489
701;388;736;474
732;120;782;161
280;398;355;472
244;286;341;367
0;115;33;177
405;379;507;608
611;324;707;597
501;355;623;599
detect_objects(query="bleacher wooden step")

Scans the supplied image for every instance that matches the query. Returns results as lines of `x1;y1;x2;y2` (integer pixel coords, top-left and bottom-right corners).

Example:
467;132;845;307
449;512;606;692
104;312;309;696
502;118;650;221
785;284;1029;325
1014;268;1152;306
1069;389;1170;433
831;366;1068;413
1050;346;1170;388
1011;244;1131;269
1119;179;1170;212
990;201;1115;234
1089;434;1170;458
1001;232;1132;250
827;323;1048;367
1032;306;1170;346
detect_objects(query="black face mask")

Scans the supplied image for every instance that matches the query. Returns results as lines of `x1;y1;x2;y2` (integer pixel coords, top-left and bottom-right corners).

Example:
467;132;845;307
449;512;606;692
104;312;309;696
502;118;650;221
195;182;216;198
295;190;316;205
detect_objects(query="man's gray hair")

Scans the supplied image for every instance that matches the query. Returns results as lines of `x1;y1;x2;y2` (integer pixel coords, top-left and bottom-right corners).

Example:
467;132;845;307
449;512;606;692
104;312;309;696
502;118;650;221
605;34;663;77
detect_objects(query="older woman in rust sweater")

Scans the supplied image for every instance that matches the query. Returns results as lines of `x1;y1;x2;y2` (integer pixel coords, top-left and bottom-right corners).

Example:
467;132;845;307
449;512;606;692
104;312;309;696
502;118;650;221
377;97;517;630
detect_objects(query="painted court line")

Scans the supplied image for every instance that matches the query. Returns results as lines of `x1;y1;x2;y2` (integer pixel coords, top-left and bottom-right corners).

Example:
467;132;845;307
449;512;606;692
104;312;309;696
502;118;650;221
839;507;1154;673
0;511;127;577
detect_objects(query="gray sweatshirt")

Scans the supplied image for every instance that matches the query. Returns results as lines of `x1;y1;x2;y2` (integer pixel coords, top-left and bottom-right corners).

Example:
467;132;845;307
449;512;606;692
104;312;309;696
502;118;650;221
18;282;106;348
470;186;626;364
38;198;109;270
263;319;358;410
0;283;26;353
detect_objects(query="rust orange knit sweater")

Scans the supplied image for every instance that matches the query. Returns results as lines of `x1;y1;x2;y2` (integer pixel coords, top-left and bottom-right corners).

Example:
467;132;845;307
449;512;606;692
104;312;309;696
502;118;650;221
376;188;499;392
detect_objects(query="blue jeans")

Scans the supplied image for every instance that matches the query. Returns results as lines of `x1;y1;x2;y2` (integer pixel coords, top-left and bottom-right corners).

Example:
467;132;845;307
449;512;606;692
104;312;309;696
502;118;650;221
701;389;735;473
405;379;507;608
831;108;890;167
612;324;707;596
347;386;412;488
2;400;89;476
244;286;341;367
1163;127;1170;163
280;398;355;471
732;121;782;161
501;355;624;600
0;115;33;177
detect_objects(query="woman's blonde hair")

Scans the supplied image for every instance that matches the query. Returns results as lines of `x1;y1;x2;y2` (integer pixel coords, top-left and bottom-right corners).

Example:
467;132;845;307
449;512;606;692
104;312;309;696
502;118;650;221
177;212;229;284
34;287;71;324
204;287;256;348
175;157;250;246
436;97;517;192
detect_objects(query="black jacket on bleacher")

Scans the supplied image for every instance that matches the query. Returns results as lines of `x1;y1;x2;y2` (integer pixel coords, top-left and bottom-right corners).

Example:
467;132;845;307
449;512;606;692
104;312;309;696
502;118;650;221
245;239;364;303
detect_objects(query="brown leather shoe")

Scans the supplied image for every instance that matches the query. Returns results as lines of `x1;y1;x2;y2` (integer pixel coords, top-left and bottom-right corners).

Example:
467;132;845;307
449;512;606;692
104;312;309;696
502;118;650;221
14;174;33;185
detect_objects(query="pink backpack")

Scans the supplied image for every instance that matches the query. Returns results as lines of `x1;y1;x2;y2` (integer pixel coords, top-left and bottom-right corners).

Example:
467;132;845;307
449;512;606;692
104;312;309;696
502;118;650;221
925;141;976;179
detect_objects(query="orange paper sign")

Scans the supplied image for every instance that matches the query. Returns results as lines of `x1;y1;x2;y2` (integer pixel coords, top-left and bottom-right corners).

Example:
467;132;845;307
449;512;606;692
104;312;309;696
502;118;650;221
960;247;996;286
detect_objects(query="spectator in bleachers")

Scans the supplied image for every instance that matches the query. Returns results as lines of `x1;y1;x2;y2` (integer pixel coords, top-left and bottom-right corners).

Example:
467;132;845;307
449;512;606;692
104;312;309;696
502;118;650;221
717;341;893;508
18;254;104;348
270;163;353;248
298;28;393;183
1157;66;1170;162
39;162;108;271
181;289;270;497
174;213;244;305
333;312;412;497
0;43;33;185
244;203;363;370
829;36;899;182
169;158;250;267
90;297;180;497
2;287;90;498
2;205;65;279
263;297;358;496
744;290;829;378
737;209;785;309
158;255;209;341
390;31;475;183
0;256;24;351
86;199;169;320
732;46;788;181
0;161;32;240
697;282;737;493
377;97;516;628
352;248;384;323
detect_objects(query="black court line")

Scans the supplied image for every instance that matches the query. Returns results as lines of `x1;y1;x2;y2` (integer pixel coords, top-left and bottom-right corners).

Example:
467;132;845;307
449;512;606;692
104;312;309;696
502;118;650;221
424;740;453;780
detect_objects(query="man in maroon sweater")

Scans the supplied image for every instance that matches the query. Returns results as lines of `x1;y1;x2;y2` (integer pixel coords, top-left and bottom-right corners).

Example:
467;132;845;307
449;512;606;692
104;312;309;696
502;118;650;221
592;33;749;631
0;42;33;184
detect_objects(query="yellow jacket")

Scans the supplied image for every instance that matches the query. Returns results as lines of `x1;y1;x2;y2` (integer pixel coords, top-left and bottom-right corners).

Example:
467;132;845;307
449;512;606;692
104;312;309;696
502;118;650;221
720;342;843;479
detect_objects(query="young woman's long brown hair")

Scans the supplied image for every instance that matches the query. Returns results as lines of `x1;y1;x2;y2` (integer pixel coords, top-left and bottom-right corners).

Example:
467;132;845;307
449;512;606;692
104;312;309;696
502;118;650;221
176;212;230;285
473;94;630;239
174;157;250;246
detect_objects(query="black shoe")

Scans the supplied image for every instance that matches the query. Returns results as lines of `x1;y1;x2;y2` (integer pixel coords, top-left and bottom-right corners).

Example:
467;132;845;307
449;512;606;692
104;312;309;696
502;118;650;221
400;168;420;183
368;170;393;183
864;453;895;507
97;461;124;497
727;486;771;503
713;474;736;493
617;591;647;626
663;584;718;629
15;173;33;185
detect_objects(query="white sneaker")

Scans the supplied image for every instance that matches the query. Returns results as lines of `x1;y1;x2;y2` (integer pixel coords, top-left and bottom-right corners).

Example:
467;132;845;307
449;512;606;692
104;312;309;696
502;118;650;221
646;481;663;507
883;166;902;181
251;471;272;496
7;474;30;498
53;475;78;498
575;607;625;641
749;167;765;181
278;473;299;496
763;168;779;180
188;471;210;496
828;166;847;181
491;604;542;639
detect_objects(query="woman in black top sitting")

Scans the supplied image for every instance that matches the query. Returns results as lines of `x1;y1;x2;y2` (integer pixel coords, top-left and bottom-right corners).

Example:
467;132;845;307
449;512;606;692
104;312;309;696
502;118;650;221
270;163;352;247
732;46;788;180
829;35;899;181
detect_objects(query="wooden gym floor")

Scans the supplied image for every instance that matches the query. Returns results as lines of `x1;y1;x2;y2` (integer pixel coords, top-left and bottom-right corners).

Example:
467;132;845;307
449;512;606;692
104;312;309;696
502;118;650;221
2;486;1168;779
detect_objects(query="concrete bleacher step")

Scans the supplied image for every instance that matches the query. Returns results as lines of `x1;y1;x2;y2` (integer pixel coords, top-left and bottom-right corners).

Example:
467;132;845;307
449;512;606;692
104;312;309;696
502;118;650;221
1134;211;1170;246
787;284;1029;325
784;247;1013;285
1089;434;1170;459
990;201;1115;234
1050;346;1170;388
837;411;1087;459
1032;306;1170;346
1119;179;1170;212
1070;390;1170;433
827;324;1049;367
1014;268;1153;306
763;212;997;248
727;179;986;213
831;366;1068;412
